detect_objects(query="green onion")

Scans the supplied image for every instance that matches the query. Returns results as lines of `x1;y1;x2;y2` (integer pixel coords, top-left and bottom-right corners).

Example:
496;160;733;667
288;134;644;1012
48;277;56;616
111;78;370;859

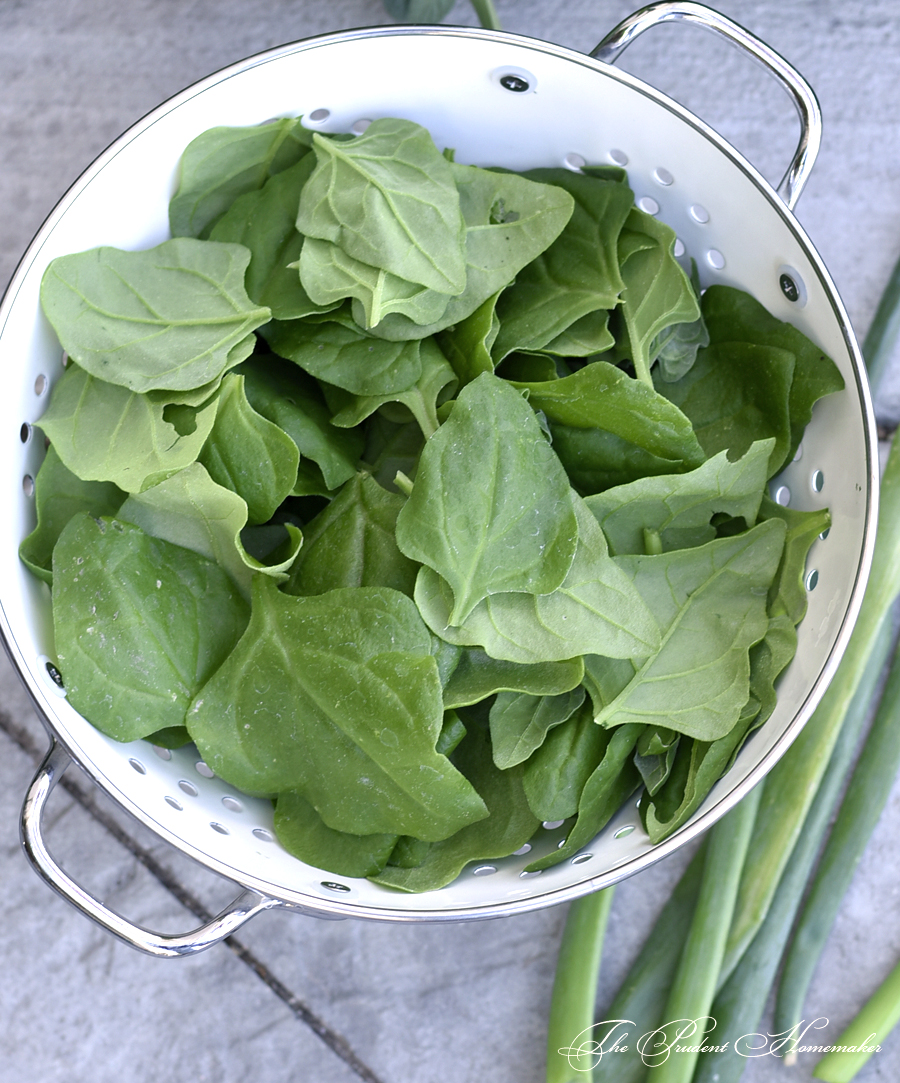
469;0;501;29
690;614;893;1083
860;247;900;393
775;624;900;1056
643;786;760;1083
593;842;707;1083
546;887;616;1083
812;961;900;1082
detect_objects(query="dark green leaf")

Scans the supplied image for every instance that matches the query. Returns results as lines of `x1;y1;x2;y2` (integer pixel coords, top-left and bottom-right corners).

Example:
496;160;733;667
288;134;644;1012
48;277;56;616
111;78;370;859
274;790;398;877
489;686;585;768
522;700;610;821
442;649;584;710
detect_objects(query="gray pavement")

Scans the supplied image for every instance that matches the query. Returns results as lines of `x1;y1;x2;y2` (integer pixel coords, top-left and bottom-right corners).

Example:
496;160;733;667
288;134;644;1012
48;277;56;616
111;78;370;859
2;1;900;1081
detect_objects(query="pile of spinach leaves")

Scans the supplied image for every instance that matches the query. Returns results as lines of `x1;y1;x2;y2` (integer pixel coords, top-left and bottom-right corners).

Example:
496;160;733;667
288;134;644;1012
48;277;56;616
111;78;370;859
23;115;844;891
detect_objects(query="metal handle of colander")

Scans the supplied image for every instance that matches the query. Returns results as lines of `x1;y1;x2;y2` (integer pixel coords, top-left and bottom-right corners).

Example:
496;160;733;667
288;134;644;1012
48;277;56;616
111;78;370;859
20;740;284;957
590;1;822;210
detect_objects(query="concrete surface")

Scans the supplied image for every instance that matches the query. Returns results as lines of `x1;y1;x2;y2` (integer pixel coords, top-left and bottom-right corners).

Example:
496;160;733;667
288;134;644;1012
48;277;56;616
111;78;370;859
2;2;900;1081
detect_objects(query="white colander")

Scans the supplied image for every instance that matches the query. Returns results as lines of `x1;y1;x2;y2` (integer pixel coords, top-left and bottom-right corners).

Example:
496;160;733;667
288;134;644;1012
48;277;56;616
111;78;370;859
0;2;877;956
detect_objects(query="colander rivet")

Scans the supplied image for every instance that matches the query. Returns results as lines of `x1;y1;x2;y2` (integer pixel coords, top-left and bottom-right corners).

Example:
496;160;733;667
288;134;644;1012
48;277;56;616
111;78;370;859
45;661;64;689
321;881;352;893
500;74;530;93
780;273;800;303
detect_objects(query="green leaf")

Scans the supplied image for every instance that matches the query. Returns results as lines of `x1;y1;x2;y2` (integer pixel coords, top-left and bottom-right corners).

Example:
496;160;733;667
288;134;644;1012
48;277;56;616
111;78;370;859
19;444;125;585
209;155;339;320
40;239;271;393
396;373;577;623
702;284;845;462
322;336;456;438
655;340;796;477
118;462;302;598
612;207;700;385
370;717;539;891
757;493;831;624
522;700;610;821
442;649;584;710
52;513;250;742
36;363;219;493
199;373;300;524
297;118;467;298
489;686;586;768
525;723;644;871
512;361;705;468
237;355;363;490
283;472;417;597
587;520;787;740
169;117;313;239
363;163;574;340
435;289;501;387
414;493;660;664
263;315;425;395
652;260;709;382
549;424;689;495
491;169;633;360
584;440;774;555
274;791;398;878
186;578;487;840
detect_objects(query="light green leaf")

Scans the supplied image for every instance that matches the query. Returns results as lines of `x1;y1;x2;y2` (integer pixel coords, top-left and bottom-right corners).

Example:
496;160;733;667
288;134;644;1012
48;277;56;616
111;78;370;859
199;373;299;524
52;513;250;742
19;445;125;585
584;439;774;555
489;686;586;768
36;363;219;493
186;578;488;840
40;238;271;392
414;494;660;664
169;117;313;239
395;373;578;624
442;649;584;710
587;520;787;740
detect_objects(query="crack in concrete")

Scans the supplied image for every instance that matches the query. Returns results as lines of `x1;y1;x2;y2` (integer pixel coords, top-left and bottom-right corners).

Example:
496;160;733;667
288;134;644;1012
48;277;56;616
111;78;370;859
0;711;388;1083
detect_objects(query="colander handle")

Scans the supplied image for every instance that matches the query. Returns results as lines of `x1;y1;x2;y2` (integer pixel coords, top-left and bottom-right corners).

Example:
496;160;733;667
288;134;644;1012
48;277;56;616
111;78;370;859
590;1;821;210
20;739;283;957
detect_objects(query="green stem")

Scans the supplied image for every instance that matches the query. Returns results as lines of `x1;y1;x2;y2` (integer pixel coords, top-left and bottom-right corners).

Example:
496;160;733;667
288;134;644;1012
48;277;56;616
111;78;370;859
593;842;707;1083
546;888;616;1083
393;470;414;496
861;247;900;394
690;615;894;1083
644;786;761;1083
812;961;900;1082
719;426;900;985
775;621;900;1049
469;0;501;29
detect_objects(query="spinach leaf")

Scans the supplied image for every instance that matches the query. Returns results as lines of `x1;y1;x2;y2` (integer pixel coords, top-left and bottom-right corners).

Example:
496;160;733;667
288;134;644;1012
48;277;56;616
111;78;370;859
209;155;338;320
491;169;633;360
442;649;584;709
396;373;578;624
550;424;689;494
19;444;125;585
359;162;574;340
522;700;610;821
370;718;539;892
169;117;313;239
284;472;417;597
757;494;831;624
40;239;270;393
655;341;795;476
586;519;786;740
652;259;709;382
237;355;362;490
525;723;644;871
53;513;250;742
612;207;700;385
274;791;399;878
435;289;501;387
36;363;219;493
297;118;467;301
186;578;487;840
584;439;774;555
489;686;586;768
414;494;660;664
118;462;302;597
322;336;456;438
702;284;845;461
199;373;300;524
512;361;705;468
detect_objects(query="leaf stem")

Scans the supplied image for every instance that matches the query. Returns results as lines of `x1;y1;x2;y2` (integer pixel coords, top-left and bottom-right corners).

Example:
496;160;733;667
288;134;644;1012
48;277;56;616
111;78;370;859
469;0;501;29
546;888;615;1083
